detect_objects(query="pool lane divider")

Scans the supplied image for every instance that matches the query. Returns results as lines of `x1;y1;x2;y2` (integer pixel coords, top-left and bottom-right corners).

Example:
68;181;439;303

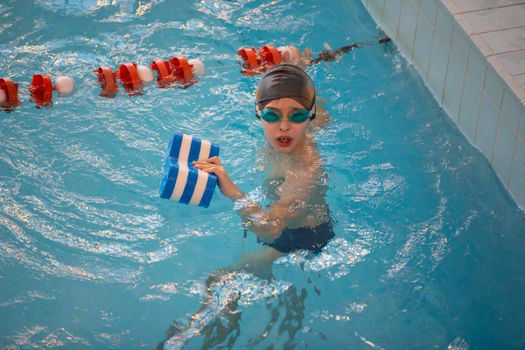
1;37;390;111
160;132;219;208
237;37;390;76
95;57;205;97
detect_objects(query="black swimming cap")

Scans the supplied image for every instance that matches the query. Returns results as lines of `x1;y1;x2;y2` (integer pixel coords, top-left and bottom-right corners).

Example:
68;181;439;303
256;64;316;110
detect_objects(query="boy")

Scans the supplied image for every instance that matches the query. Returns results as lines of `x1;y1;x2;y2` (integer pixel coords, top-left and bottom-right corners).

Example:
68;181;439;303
159;64;334;350
193;64;333;257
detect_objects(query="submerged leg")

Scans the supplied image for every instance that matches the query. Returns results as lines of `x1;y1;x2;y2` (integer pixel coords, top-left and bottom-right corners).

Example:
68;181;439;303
159;247;285;349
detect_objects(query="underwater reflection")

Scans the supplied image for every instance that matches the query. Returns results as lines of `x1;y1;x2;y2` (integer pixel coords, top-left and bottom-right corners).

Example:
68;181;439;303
158;248;310;350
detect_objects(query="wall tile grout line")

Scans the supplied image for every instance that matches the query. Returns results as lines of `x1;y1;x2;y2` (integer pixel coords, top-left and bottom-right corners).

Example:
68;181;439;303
416;0;438;29
474;66;492;147
409;0;420;60
450;2;525;16
423;2;439;82
487;48;525;58
440;22;457;114
471;24;525;36
457;46;473;129
395;0;405;43
508;110;524;189
507;130;520;188
472;84;487;150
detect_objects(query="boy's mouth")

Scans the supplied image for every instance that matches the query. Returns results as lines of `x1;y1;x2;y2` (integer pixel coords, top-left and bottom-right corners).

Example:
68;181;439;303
276;136;292;147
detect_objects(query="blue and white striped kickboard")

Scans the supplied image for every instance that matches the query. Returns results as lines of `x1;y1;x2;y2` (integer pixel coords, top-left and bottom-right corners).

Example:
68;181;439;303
159;133;220;208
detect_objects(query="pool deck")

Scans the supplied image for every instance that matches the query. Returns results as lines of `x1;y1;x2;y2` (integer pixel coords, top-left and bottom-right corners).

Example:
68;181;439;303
444;0;525;106
362;0;525;210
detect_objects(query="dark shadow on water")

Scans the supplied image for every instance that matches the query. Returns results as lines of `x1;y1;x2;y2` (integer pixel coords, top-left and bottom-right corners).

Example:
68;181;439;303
246;286;307;349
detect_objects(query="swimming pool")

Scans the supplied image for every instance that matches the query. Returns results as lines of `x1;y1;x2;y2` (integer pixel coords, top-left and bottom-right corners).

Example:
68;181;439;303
1;0;525;348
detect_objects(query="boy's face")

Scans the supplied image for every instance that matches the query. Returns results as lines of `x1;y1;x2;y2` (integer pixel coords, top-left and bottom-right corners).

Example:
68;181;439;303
259;98;310;153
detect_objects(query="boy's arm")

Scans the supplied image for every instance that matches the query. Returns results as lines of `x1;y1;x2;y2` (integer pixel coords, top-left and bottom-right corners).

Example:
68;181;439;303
235;171;314;241
193;157;315;242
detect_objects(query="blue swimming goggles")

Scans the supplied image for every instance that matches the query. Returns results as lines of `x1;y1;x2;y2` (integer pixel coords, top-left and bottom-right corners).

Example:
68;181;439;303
256;106;316;123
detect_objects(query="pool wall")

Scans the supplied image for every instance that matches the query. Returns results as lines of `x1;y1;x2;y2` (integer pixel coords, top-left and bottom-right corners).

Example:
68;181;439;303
361;0;525;210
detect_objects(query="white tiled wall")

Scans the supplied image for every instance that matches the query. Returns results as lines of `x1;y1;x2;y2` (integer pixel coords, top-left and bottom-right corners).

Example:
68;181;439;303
362;0;525;210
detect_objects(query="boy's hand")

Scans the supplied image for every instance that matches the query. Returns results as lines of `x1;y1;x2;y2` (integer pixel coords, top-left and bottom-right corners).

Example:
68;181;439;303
192;156;225;177
192;157;242;199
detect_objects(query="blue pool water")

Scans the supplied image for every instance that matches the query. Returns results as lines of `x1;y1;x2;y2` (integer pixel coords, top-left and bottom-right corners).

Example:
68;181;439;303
1;0;525;348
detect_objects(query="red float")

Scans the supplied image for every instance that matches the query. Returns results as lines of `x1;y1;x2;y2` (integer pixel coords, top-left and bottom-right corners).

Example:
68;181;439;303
30;74;53;107
0;78;21;110
169;56;194;85
259;45;282;66
151;59;175;87
118;63;143;95
96;67;118;98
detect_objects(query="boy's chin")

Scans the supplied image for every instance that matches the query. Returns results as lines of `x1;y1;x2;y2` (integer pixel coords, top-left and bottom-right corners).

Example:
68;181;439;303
271;143;295;153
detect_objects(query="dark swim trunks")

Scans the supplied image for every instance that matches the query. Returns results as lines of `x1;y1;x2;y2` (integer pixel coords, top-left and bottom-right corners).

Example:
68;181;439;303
264;222;335;254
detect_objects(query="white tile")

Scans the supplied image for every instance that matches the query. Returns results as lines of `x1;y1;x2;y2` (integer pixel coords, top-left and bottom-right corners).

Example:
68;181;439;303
475;93;499;159
497;50;525;75
459;75;482;143
450;0;525;13
382;0;403;40
419;0;438;25
450;25;471;67
501;87;523;131
413;11;433;76
435;2;454;44
484;65;506;108
397;0;419;56
492;88;522;185
443;56;467;123
519;103;525;139
427;35;450;103
492;119;517;186
480;27;525;54
519;104;525;140
508;137;525;209
467;44;488;87
462;5;525;34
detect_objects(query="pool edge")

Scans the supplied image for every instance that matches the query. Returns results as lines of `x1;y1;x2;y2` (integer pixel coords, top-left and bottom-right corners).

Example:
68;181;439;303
361;0;525;211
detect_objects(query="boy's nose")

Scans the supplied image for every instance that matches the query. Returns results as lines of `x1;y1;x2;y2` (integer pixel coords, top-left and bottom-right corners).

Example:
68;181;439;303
279;115;290;131
279;118;290;131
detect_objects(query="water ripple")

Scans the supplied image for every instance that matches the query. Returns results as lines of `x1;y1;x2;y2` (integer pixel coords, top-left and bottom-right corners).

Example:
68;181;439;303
163;271;291;349
5;326;90;349
277;237;371;281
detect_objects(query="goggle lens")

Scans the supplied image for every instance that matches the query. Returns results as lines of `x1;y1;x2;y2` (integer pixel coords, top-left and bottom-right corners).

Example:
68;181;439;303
259;108;313;123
